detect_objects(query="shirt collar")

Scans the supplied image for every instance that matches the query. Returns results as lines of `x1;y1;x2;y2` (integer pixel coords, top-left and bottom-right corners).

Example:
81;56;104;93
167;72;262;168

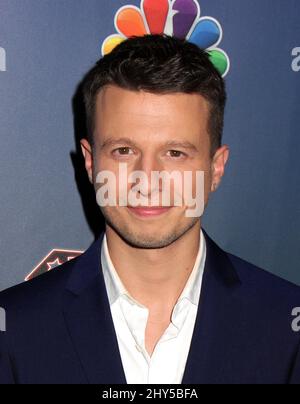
101;233;128;306
101;228;206;307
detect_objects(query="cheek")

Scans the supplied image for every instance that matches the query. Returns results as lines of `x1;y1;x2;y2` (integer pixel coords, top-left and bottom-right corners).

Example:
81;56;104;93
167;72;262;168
204;169;212;193
190;160;212;192
93;153;118;180
188;164;212;209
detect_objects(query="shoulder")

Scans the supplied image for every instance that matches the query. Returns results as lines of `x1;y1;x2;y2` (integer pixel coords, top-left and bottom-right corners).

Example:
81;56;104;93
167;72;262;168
227;251;300;309
0;234;103;319
0;257;76;313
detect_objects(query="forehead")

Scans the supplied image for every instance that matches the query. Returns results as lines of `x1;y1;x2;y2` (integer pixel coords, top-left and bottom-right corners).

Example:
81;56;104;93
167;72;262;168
94;85;210;144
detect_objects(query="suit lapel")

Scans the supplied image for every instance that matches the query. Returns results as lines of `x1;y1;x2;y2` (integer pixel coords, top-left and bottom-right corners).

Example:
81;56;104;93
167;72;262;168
63;232;127;384
62;228;242;384
182;230;242;384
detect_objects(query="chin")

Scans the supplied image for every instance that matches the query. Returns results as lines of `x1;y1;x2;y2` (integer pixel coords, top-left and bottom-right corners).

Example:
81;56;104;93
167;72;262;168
121;236;177;250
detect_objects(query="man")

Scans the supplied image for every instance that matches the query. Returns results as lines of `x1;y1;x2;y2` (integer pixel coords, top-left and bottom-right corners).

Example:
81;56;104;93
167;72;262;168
0;35;300;384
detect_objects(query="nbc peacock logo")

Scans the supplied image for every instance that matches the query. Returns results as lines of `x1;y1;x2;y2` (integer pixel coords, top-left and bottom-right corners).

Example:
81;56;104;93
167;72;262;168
101;0;230;77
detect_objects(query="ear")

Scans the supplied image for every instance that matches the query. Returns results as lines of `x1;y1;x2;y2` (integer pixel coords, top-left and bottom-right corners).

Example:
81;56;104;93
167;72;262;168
210;145;230;192
80;138;93;184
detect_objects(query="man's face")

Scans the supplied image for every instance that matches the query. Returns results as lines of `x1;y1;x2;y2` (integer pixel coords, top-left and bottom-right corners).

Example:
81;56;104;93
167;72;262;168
81;85;229;249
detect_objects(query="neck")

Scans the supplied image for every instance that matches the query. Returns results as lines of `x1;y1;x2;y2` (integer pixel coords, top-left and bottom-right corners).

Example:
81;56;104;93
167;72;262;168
105;221;201;310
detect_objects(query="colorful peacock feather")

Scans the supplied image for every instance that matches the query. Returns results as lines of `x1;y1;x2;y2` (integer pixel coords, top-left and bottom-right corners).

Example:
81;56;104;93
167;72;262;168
101;0;230;77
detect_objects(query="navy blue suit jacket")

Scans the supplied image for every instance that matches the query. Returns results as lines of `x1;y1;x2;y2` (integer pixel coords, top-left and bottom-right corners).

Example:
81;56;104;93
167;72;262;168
0;229;300;384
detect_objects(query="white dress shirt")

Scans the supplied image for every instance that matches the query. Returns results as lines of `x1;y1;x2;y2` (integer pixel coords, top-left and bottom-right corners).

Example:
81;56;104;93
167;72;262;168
101;229;206;384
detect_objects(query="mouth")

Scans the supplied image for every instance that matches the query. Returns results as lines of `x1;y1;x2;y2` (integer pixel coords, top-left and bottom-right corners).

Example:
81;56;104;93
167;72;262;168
127;206;173;218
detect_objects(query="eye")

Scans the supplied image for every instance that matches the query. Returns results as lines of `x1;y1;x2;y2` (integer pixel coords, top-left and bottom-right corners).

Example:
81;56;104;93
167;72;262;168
167;150;187;159
112;147;134;156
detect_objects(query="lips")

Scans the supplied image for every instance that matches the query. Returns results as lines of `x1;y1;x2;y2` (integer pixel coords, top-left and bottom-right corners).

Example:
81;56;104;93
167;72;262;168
127;206;172;217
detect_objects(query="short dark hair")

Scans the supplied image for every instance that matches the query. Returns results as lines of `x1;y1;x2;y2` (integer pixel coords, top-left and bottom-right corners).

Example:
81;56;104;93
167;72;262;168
82;34;226;156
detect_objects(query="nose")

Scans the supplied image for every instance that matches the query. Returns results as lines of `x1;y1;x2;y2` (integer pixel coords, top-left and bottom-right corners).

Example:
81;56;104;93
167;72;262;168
133;153;163;200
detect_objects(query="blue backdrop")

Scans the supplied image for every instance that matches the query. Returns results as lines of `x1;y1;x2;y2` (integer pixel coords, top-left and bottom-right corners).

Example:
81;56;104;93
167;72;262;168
0;0;299;291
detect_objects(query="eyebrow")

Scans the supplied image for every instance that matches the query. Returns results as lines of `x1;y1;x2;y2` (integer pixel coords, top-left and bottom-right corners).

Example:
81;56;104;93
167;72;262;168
163;141;199;152
100;137;138;150
100;137;199;152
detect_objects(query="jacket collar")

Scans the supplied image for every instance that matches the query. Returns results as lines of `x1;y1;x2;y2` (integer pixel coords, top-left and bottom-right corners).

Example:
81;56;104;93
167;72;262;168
66;228;240;296
63;228;241;384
